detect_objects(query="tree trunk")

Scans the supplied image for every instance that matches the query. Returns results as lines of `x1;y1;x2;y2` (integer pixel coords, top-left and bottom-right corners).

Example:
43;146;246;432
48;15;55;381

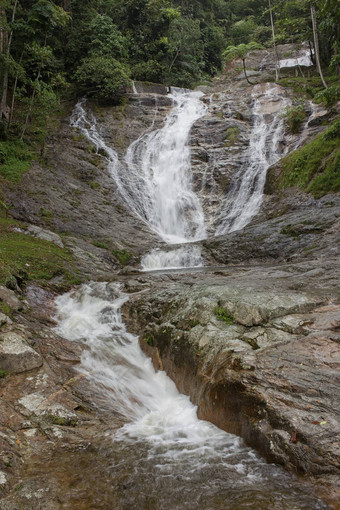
21;69;41;141
268;0;279;81
311;4;328;89
242;59;254;85
0;1;18;121
9;50;24;127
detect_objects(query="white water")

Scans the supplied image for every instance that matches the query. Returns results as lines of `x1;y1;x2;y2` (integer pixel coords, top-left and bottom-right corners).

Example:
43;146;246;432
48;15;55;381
215;84;289;235
124;89;207;244
55;283;252;451
54;283;328;509
71;90;207;245
141;246;204;271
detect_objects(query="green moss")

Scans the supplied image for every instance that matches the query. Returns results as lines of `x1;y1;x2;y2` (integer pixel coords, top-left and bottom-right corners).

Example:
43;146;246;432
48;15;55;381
276;119;340;197
112;248;131;265
90;181;100;189
87;143;97;154
215;307;235;325
0;140;33;181
0;370;8;379
0;302;11;315
45;414;77;426
224;126;240;146
280;225;301;238
40;207;54;218
0;216;81;288
92;240;109;249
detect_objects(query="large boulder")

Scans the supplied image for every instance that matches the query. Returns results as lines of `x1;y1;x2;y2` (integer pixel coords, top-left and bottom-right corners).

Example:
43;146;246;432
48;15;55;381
0;332;43;373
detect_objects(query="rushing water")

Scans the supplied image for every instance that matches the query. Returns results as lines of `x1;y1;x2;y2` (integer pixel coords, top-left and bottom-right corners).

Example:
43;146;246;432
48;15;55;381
215;84;289;235
54;283;327;510
71;90;206;245
141;246;204;271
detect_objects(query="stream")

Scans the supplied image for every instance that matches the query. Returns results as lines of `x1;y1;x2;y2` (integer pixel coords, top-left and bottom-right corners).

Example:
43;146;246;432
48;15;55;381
55;283;327;510
59;88;329;508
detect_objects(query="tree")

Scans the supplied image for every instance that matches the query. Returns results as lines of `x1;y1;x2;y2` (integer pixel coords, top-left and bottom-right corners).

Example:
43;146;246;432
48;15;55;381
223;41;263;84
311;3;327;88
268;0;279;81
74;56;130;103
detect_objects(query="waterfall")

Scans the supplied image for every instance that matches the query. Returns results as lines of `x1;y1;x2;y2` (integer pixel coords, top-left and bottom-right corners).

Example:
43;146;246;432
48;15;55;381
141;246;204;271
124;89;207;244
53;283;327;509
215;84;289;235
71;90;207;245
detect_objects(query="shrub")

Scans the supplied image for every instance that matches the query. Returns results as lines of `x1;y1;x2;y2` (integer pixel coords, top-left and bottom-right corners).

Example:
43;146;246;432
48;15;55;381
282;104;306;134
314;85;340;108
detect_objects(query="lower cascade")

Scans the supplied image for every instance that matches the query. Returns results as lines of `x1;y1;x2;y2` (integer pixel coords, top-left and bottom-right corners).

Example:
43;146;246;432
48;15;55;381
141;246;204;271
54;283;327;509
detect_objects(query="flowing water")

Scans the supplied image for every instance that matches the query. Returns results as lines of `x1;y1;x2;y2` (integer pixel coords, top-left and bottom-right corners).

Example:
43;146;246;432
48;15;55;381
71;90;206;245
141;245;204;271
55;283;327;510
215;84;289;235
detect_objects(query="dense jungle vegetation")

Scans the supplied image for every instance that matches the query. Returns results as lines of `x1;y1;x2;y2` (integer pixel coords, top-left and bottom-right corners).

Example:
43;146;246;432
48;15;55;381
0;0;339;172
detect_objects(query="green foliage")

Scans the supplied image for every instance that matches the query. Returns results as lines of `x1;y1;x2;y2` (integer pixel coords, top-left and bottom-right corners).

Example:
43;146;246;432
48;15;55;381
282;104;306;134
112;249;132;265
144;334;155;346
277;120;340;197
132;60;166;83
74;56;130;103
214;307;235;325
0;140;32;181
0;370;8;379
88;15;128;60
314;85;340;108
0;216;81;288
223;42;263;62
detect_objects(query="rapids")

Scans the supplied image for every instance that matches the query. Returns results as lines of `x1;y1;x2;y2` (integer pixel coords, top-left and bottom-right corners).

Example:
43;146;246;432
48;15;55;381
55;283;327;510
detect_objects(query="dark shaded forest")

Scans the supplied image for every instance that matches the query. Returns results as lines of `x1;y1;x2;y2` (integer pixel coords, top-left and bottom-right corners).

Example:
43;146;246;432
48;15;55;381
0;0;339;158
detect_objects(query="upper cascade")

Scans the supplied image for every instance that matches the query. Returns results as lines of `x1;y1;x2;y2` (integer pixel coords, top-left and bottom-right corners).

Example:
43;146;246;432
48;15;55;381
71;90;207;244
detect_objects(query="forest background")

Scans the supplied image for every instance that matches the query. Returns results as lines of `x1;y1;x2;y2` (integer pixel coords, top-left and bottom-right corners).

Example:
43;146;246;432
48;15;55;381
0;0;339;181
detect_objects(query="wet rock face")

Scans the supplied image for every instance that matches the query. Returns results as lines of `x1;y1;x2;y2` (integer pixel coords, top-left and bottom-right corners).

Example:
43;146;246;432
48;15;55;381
201;195;340;265
0;284;123;508
125;260;340;507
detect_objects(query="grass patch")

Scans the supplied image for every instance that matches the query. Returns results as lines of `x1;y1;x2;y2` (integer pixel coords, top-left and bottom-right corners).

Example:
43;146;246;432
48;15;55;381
275;119;340;197
0;140;33;181
0;369;8;379
112;248;131;265
0;216;81;289
278;73;339;100
215;306;234;325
